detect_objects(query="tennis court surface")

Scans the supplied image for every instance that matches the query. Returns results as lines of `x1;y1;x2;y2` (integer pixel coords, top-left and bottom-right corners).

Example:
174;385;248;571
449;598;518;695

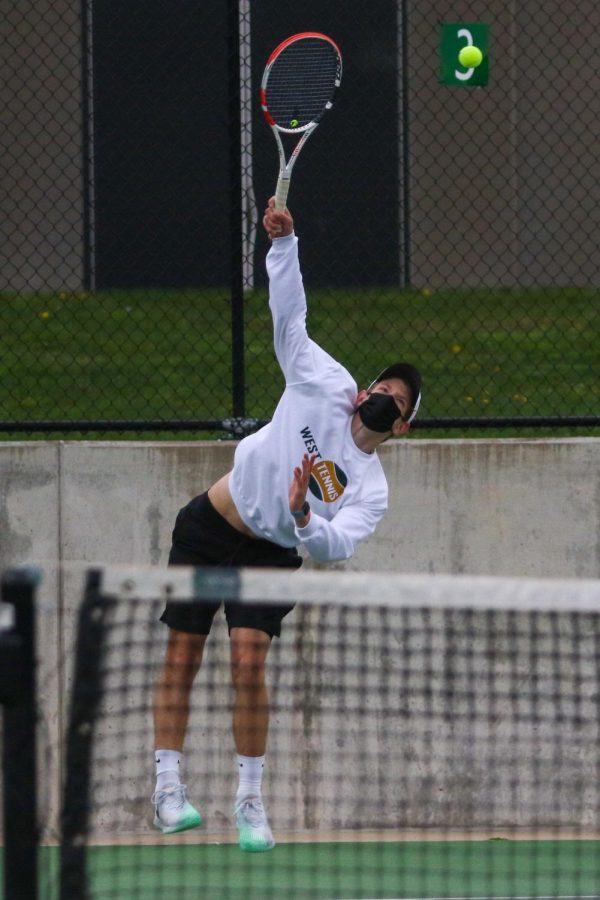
60;837;600;899
2;565;599;898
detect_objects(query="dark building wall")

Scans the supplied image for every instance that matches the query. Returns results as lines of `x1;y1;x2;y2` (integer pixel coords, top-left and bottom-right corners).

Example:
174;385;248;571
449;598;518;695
91;1;400;288
91;2;230;288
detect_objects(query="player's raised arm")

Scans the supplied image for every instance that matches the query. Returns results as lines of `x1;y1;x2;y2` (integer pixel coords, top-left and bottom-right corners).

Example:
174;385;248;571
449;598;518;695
263;199;341;384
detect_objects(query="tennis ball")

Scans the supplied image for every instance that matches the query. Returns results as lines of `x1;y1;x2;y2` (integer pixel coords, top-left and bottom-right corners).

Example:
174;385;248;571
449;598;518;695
458;45;483;68
290;118;299;127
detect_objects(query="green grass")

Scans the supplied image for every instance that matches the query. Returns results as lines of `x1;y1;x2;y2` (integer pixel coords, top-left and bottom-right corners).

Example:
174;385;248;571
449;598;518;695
1;285;599;439
7;839;600;899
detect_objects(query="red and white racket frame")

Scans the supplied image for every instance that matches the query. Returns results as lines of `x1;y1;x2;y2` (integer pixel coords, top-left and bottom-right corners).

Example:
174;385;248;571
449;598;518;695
260;32;342;210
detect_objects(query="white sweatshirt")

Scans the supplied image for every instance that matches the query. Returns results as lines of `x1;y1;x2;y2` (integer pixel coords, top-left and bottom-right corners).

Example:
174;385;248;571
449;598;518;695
229;233;388;563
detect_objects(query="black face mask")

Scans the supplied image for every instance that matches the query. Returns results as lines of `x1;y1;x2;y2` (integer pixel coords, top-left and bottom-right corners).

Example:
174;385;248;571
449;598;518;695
357;392;402;433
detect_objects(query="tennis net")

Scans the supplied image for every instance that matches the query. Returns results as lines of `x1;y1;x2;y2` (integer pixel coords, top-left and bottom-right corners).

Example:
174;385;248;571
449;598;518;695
55;565;600;899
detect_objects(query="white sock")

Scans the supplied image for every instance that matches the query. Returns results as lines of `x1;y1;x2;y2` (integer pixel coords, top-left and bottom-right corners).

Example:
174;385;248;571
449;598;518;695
155;748;182;791
236;754;265;802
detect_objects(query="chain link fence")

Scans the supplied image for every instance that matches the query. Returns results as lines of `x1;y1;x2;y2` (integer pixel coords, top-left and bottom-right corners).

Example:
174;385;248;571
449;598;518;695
2;0;599;437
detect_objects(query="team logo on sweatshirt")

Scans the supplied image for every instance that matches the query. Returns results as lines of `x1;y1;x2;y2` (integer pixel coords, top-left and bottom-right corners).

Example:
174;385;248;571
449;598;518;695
300;426;347;503
309;459;348;503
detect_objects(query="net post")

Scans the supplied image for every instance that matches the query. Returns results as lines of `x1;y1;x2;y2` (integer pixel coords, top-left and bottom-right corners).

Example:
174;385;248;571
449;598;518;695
0;566;41;900
60;568;112;900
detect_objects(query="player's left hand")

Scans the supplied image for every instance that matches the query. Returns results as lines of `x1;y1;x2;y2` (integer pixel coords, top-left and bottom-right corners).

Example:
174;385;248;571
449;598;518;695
289;452;316;513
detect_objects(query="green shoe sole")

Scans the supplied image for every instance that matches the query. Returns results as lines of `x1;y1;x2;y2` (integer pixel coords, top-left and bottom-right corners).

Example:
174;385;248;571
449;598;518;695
238;830;275;852
153;809;202;835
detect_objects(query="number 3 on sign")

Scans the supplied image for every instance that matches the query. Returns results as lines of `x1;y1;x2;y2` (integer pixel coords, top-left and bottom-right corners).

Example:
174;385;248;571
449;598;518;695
456;28;477;81
440;22;489;87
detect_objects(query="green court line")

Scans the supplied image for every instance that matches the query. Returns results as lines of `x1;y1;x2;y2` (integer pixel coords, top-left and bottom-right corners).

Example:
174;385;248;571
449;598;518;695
84;840;600;900
3;840;599;900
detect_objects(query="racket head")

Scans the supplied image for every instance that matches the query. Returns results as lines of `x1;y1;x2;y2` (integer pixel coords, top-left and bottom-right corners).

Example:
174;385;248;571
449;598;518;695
260;32;342;135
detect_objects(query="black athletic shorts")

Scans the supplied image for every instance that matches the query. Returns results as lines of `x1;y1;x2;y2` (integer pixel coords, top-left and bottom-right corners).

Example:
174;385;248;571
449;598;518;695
160;491;302;637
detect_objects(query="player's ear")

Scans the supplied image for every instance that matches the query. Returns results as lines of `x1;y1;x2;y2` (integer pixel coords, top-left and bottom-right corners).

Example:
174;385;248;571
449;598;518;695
392;419;411;437
356;389;369;405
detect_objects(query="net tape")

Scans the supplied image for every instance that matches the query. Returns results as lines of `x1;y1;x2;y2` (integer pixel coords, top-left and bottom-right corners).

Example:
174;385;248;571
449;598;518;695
95;564;600;612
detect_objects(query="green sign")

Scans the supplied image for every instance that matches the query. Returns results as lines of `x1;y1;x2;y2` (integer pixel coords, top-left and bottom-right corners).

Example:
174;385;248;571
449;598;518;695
440;23;489;87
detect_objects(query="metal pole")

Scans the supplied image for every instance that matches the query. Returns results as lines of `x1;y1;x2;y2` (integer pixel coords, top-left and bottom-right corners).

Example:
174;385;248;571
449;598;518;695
398;0;412;288
239;0;258;291
80;0;97;292
228;0;245;417
1;567;40;900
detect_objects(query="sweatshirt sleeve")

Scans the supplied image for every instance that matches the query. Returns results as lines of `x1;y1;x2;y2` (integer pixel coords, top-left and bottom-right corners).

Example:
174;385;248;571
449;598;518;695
266;233;338;383
293;500;386;563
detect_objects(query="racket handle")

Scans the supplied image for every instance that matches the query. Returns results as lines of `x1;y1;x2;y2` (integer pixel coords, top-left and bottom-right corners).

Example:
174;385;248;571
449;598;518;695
275;175;290;211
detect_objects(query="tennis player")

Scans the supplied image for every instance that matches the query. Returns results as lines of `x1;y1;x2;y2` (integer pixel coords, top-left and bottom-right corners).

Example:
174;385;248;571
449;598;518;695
152;198;422;851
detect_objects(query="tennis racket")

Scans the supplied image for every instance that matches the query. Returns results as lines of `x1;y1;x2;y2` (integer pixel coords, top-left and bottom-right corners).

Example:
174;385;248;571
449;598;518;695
260;32;342;210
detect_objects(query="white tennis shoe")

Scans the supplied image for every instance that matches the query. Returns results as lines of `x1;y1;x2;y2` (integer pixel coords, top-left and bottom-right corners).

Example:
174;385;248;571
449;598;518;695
152;783;202;834
234;796;275;852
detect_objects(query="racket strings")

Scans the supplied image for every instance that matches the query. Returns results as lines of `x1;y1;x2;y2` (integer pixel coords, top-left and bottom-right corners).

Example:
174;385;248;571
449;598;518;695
266;40;340;128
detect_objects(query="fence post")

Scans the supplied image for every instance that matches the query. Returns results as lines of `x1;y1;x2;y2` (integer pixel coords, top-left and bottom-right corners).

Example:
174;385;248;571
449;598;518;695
228;0;246;418
0;566;40;900
398;0;412;288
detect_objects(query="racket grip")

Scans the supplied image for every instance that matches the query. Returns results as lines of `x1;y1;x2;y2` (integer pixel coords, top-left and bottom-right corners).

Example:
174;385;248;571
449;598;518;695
275;176;290;211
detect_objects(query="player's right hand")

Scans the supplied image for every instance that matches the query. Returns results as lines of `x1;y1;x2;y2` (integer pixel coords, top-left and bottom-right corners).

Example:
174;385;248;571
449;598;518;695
263;197;294;239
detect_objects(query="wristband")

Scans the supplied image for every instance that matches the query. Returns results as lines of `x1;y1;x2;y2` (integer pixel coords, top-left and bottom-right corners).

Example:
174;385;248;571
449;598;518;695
291;501;310;519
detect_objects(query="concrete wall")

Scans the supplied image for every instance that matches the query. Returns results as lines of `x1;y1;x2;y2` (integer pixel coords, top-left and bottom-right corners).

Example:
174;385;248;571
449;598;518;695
3;439;598;578
1;439;599;840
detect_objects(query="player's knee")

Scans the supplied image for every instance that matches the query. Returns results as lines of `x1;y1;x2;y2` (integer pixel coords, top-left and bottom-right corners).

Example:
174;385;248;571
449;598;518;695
166;630;205;682
231;654;266;692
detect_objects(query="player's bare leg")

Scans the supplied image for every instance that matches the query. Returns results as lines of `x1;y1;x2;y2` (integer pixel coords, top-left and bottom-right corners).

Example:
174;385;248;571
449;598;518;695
154;629;207;750
230;627;275;851
152;629;206;834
